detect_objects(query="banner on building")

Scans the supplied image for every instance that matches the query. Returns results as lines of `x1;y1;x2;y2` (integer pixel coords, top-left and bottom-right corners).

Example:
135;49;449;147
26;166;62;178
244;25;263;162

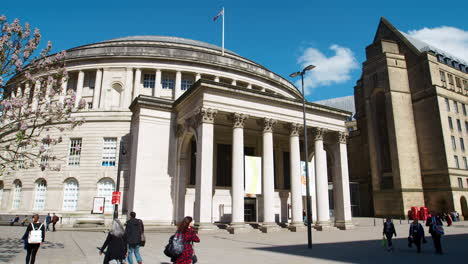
92;197;105;214
301;161;314;196
244;156;262;195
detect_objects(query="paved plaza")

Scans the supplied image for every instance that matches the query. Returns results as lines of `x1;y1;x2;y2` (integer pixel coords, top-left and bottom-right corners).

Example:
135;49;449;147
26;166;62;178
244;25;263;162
1;219;468;264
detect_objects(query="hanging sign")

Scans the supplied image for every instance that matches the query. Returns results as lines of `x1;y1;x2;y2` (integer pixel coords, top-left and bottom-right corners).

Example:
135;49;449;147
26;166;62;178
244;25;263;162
301;161;314;196
92;197;105;214
111;191;121;205
244;156;262;195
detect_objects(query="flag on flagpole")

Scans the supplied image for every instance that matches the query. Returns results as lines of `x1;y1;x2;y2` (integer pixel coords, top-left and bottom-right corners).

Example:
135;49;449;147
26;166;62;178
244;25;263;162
213;9;224;21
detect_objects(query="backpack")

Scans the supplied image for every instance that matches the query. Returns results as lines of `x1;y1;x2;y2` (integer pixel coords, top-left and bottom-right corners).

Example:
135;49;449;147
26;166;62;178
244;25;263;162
163;232;185;258
432;217;444;235
28;223;43;244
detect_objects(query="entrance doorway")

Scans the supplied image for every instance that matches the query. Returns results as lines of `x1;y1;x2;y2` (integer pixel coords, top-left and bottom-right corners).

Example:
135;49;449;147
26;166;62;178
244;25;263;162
244;198;257;222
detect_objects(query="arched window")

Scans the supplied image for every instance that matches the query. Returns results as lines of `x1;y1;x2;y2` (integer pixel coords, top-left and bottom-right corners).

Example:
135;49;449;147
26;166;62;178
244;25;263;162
97;179;115;213
12;180;22;209
33;179;47;211
63;179;79;211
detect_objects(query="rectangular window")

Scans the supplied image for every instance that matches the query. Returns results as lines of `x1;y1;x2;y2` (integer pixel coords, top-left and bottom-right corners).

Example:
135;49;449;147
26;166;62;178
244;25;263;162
463;104;467;116
40;144;49;168
102;138;117;166
448;117;453;129
457;119;462;131
466;121;468;132
464;80;468;90
455;155;460;168
461;138;466;151
455;77;462;88
87;102;93;109
162;78;175;89
464;157;468;169
68;138;82;166
440;71;446;82
448;74;454;85
454;101;459;113
143;74;155;89
181;79;193;91
452;136;457;150
458;177;463;188
445;98;450;112
17;145;26;169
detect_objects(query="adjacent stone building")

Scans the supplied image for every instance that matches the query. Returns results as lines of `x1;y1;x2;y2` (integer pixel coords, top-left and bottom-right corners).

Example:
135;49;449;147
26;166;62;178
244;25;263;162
350;18;468;219
0;36;353;231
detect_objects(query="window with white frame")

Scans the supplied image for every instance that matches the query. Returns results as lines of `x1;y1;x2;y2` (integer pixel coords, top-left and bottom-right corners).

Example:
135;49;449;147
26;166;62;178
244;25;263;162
452;136;457;150
461;138;466;151
68;138;82;166
464;157;468;169
181;79;193;91
143;74;155;88
445;98;450;112
454;101;459;113
102;138;117;166
458;177;463;188
455;155;460;168
63;179;79;211
463;104;467;116
162;78;175;89
97;179;115;213
457;119;462;131
33;179;47;211
12;181;22;209
448;117;453;130
40;143;49;168
440;71;446;84
17;145;26;169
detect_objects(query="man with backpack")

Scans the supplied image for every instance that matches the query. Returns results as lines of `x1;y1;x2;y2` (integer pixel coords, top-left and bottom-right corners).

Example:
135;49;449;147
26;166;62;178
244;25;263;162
125;211;145;264
426;213;444;254
383;218;397;251
51;213;59;232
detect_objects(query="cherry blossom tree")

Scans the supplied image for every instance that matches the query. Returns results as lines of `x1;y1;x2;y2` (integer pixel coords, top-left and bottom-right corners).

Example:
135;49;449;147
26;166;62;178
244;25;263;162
0;15;85;174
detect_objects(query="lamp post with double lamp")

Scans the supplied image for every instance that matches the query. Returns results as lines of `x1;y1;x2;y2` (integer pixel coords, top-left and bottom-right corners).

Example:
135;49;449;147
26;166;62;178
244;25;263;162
113;140;127;220
290;64;316;249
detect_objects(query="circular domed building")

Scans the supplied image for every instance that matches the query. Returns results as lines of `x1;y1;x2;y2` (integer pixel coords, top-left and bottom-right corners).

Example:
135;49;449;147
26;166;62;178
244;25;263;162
0;36;353;231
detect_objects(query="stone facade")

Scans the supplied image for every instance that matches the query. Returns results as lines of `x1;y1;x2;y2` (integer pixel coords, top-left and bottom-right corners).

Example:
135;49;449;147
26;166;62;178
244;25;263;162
350;18;468;219
1;36;353;230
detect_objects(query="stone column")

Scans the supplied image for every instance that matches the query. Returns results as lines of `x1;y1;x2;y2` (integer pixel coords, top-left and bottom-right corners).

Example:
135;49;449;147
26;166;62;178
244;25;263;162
175;71;182;99
193;108;217;231
124;68;134;107
92;69;103;109
133;68;141;100
231;80;237;86
155;69;162;97
247;84;252;89
75;70;84;108
334;132;354;229
289;123;305;231
260;118;280;232
214;76;220;82
195;73;201;82
313;127;331;230
228;113;248;234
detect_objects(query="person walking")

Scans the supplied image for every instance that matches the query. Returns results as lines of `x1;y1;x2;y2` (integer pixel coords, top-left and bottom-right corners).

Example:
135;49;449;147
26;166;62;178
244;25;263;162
426;213;444;254
21;214;45;264
383;218;397;251
408;218;425;253
45;213;52;231
99;219;127;264
172;216;200;264
125;212;144;264
51;213;59;232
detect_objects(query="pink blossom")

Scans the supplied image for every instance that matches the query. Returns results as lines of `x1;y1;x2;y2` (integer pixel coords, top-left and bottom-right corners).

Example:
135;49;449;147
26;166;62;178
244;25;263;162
0;15;6;21
74;145;81;151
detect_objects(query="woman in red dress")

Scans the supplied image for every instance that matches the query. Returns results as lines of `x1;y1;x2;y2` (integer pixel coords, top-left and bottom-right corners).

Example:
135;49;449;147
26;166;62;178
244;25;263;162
174;216;200;264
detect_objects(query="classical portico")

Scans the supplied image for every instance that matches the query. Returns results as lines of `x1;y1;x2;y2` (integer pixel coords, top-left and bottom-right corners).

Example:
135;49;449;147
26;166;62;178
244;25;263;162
128;79;353;232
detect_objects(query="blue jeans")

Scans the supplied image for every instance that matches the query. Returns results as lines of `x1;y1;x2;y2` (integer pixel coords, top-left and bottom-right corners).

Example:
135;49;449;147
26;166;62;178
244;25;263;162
127;244;142;264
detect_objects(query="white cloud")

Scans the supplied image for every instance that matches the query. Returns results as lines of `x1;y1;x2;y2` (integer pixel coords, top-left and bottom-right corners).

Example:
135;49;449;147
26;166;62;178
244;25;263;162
297;45;359;94
407;26;468;62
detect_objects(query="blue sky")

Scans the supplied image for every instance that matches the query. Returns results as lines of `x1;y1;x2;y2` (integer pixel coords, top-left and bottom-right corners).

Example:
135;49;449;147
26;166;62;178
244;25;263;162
2;0;467;101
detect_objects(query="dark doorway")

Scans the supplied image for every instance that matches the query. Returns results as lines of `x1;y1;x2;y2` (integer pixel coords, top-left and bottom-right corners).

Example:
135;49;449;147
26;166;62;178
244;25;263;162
244;198;257;222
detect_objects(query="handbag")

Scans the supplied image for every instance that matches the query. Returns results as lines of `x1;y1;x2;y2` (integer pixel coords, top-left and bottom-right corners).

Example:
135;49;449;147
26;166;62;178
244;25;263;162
432;217;445;235
139;219;146;247
28;223;43;244
381;236;387;248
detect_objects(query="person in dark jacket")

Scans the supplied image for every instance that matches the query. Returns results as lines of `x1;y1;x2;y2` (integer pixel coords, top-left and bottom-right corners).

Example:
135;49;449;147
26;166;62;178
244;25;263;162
22;214;45;264
100;219;127;264
383;218;397;251
125;212;144;264
45;213;52;231
426;213;444;254
409;218;425;253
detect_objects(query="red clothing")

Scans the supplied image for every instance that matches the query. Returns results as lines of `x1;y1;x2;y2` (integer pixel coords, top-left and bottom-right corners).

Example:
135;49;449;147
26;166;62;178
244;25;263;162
174;228;200;264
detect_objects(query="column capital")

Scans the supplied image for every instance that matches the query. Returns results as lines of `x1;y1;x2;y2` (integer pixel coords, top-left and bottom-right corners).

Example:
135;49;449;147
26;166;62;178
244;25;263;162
288;123;303;137
261;118;276;133
313;127;327;141
338;131;349;144
190;108;217;126
232;113;249;128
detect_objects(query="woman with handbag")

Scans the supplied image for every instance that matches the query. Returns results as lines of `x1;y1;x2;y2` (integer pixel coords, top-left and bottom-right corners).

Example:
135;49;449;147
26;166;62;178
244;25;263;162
21;214;45;264
99;219;127;264
173;216;200;264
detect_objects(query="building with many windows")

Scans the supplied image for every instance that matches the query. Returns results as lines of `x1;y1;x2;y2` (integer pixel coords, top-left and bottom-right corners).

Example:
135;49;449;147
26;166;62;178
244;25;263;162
0;36;352;231
350;18;468;219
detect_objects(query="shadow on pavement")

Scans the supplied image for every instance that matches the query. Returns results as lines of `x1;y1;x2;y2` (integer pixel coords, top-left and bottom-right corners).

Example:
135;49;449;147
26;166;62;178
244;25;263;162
251;234;468;263
0;238;65;263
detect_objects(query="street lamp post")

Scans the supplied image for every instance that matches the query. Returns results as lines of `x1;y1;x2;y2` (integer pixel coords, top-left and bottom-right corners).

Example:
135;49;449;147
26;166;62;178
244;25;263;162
113;140;127;220
290;64;316;249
